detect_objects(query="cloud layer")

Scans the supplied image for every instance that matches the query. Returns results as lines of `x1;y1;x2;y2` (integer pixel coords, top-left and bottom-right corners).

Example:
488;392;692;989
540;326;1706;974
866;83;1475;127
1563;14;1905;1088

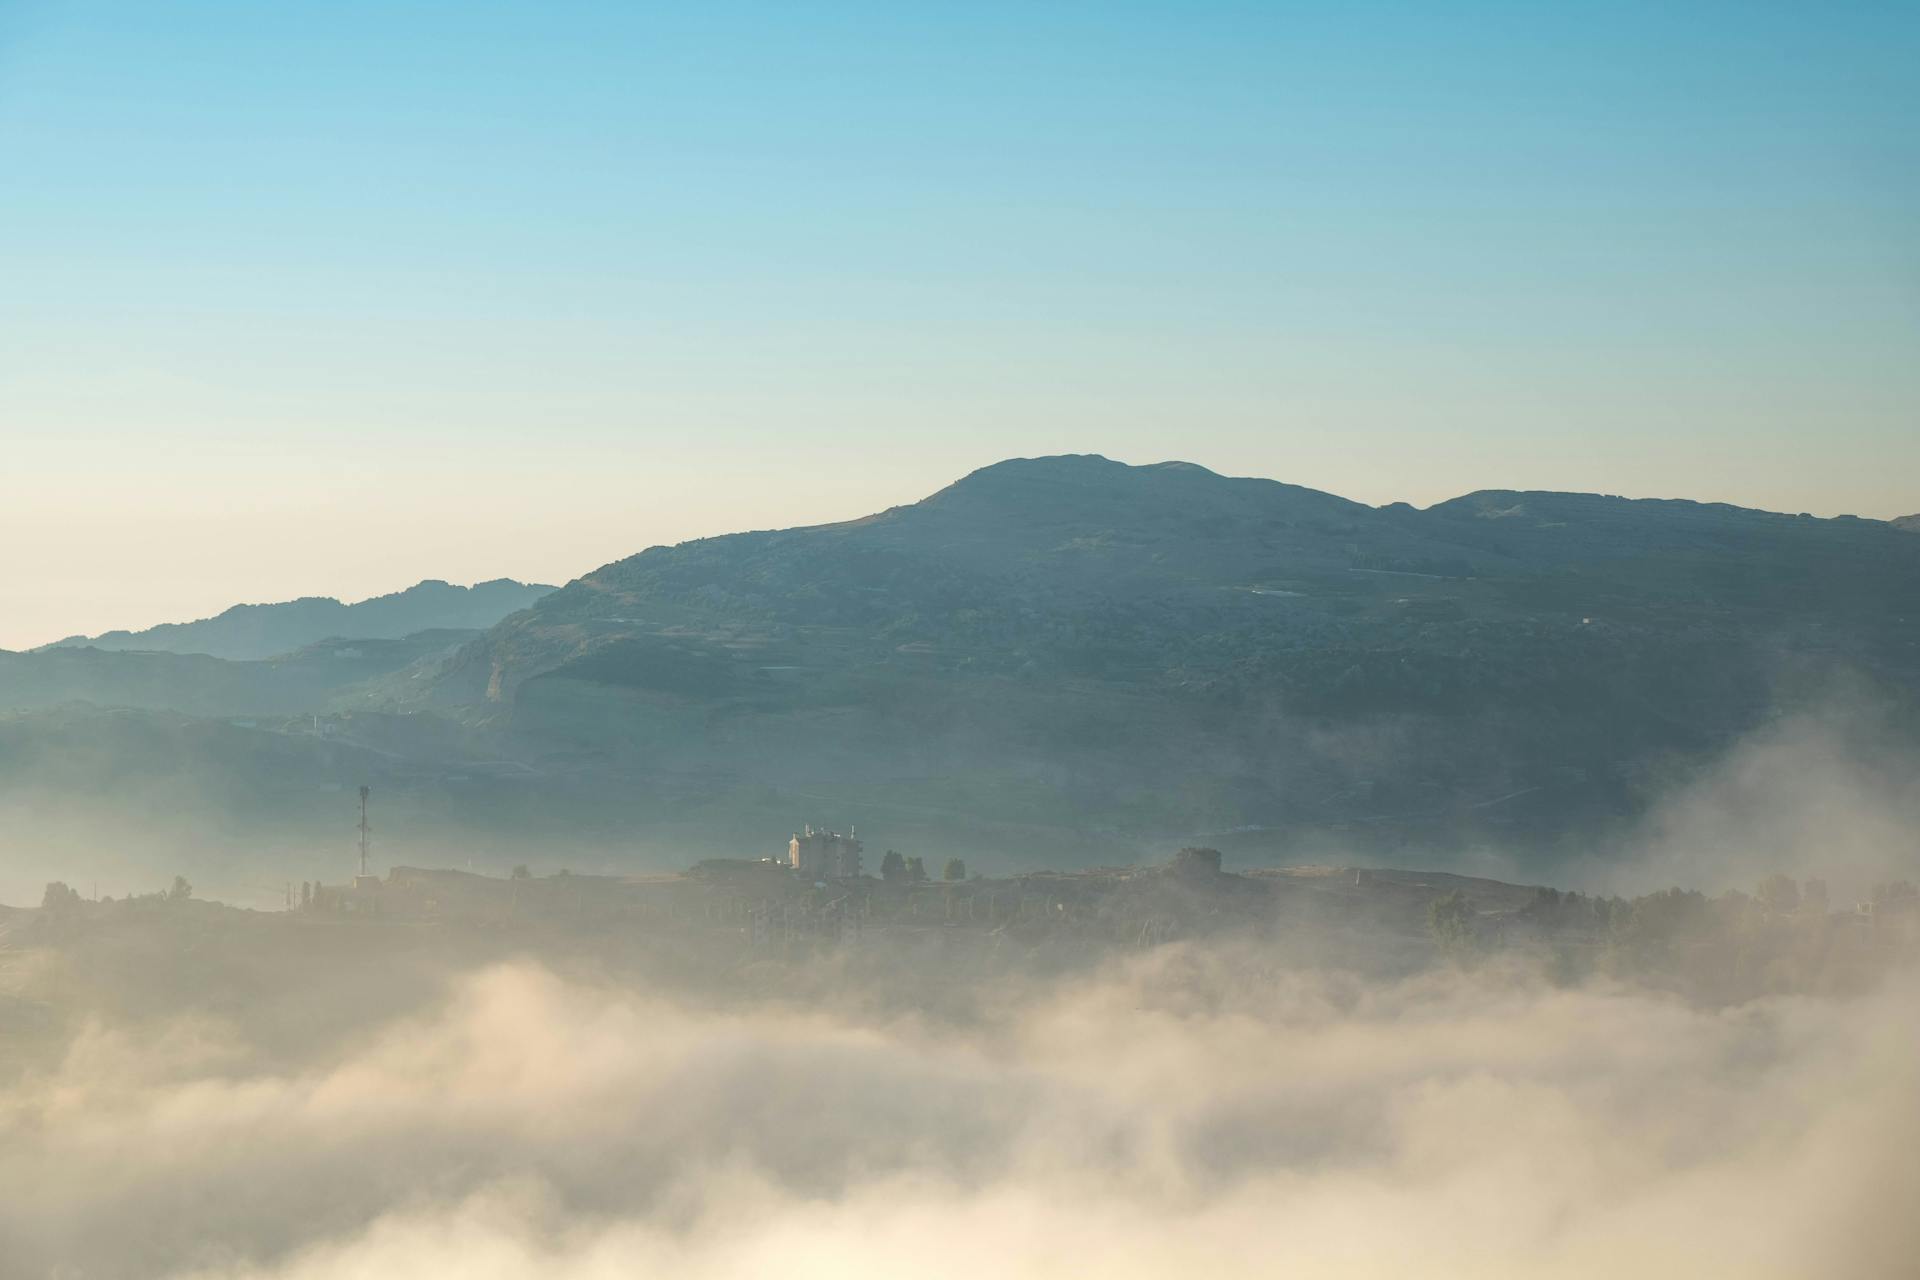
2;945;1914;1279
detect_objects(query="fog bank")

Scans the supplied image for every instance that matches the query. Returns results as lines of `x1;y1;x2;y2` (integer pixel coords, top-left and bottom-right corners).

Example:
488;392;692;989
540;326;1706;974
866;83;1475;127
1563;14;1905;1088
1;948;1913;1279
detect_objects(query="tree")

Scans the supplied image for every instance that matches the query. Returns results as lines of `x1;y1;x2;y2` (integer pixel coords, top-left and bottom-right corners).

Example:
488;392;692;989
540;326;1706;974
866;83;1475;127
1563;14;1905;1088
1173;847;1223;877
300;881;313;910
1801;878;1829;915
41;881;83;914
511;865;532;880
1428;891;1476;957
1873;880;1918;905
880;851;906;884
169;875;193;902
906;856;928;884
1612;887;1707;966
1755;873;1800;916
943;858;967;882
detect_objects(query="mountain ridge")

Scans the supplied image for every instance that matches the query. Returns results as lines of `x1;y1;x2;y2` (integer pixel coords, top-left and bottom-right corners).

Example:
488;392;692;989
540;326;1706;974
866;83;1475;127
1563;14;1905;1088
41;578;555;662
371;454;1920;862
6;457;1914;873
446;454;1919;703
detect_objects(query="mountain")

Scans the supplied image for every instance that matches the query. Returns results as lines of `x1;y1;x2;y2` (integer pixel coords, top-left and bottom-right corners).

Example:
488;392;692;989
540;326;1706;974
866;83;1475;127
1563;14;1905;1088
43;579;555;661
0;630;480;718
1893;514;1920;533
7;458;1915;875
445;455;1920;705
399;455;1920;863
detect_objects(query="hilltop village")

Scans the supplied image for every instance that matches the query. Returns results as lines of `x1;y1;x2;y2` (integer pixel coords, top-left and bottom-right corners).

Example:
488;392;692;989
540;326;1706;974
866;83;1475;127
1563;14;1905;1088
9;821;1915;1050
304;828;1287;957
254;822;1916;1005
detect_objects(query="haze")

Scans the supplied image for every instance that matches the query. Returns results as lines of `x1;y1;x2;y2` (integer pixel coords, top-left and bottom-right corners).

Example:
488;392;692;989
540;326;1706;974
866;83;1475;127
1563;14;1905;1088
4;4;1919;1277
4;1;1919;649
6;725;1918;1276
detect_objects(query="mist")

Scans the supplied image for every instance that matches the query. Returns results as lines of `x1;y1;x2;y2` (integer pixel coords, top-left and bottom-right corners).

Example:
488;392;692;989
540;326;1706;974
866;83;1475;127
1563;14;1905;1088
5;709;1918;1276
1;947;1913;1280
1602;704;1920;904
6;0;1916;1271
4;684;1917;1277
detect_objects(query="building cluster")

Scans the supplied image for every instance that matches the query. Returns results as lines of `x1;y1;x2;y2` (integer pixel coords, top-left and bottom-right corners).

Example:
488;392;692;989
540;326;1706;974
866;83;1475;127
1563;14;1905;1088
788;825;863;881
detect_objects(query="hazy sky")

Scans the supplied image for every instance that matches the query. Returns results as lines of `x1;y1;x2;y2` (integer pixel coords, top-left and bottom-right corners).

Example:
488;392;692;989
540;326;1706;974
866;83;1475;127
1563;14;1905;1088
2;1;1916;649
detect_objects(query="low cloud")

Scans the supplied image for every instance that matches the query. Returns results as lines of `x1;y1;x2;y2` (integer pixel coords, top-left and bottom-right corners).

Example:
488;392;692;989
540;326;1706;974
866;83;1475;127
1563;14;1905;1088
1589;703;1920;901
2;948;1914;1279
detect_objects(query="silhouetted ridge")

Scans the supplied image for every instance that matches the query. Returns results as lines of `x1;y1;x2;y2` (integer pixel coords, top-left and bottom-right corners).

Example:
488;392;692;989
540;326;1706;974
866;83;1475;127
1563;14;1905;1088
45;578;556;661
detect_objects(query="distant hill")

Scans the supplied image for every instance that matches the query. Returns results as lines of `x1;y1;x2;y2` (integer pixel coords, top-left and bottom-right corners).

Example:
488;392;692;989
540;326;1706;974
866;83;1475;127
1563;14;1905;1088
1893;514;1920;533
403;455;1920;860
0;630;479;717
43;579;554;661
443;456;1920;702
8;460;1917;874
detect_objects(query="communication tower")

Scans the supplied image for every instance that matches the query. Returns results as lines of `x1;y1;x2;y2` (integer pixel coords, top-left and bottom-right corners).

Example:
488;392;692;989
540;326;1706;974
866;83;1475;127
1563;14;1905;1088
357;786;372;878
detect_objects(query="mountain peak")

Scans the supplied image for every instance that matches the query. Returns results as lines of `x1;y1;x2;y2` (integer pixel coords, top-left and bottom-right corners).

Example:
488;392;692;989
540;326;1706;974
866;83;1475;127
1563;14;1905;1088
942;453;1127;487
947;454;1228;485
925;454;1363;523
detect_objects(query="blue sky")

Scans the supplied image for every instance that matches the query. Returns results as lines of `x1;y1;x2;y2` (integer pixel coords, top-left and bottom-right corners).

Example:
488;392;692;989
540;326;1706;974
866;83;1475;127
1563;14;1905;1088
1;1;1916;646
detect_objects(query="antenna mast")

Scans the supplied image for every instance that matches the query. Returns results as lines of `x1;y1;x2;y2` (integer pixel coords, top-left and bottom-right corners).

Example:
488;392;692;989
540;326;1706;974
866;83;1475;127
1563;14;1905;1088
357;785;372;879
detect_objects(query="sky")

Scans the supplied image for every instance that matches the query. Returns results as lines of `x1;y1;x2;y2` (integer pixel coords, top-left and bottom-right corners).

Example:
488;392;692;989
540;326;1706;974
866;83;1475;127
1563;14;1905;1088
1;1;1916;649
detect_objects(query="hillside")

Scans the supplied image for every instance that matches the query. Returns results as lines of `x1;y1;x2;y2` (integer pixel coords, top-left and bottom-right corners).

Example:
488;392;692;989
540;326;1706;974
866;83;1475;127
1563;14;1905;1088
43;578;554;661
6;458;1914;878
0;631;478;718
398;456;1920;861
449;459;1920;705
0;702;573;909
